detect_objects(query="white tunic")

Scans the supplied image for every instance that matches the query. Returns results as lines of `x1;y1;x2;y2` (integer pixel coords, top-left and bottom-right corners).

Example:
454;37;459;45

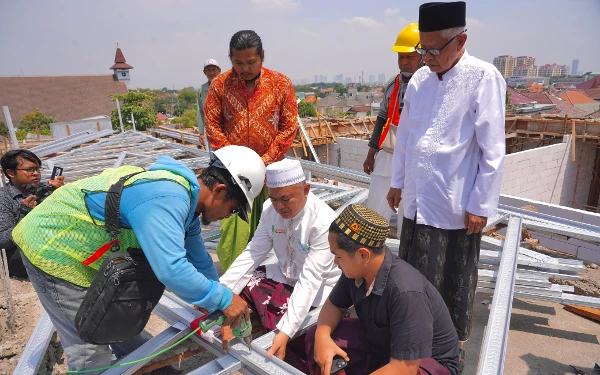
220;192;341;337
391;51;506;230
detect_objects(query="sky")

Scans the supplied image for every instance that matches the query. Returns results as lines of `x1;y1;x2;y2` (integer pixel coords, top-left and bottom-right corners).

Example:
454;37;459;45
0;0;599;89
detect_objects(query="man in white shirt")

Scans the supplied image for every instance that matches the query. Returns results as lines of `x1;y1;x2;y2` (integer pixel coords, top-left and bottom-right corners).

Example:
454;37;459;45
220;158;341;371
386;1;505;368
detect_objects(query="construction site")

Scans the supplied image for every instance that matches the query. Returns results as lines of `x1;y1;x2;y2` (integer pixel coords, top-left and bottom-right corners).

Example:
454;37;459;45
1;7;600;372
0;104;599;375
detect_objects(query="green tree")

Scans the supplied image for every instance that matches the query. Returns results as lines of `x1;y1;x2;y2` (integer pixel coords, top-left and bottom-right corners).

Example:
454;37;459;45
174;109;197;128
0;120;7;137
109;91;157;131
298;101;317;118
178;89;197;110
18;109;57;132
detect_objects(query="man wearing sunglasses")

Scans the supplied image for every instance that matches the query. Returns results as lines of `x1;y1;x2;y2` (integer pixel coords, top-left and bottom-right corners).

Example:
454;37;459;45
0;149;64;277
386;2;506;370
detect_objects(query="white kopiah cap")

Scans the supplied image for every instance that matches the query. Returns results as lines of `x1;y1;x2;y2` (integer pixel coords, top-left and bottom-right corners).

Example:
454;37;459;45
204;59;220;68
266;159;305;188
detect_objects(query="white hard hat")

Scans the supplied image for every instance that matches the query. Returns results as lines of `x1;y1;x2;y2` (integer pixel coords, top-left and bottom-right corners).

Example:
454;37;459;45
210;145;266;221
204;59;220;69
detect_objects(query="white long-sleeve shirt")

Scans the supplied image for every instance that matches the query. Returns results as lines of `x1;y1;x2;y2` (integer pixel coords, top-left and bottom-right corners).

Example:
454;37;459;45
391;51;506;230
220;191;341;337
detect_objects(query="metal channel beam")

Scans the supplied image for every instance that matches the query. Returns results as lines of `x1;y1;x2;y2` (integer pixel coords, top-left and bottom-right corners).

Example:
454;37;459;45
12;312;56;375
297;115;320;163
477;216;522;375
103;323;189;375
155;293;305;375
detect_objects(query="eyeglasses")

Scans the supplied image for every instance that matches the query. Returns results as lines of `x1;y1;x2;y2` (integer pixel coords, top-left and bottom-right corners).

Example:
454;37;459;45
415;29;467;56
16;166;43;174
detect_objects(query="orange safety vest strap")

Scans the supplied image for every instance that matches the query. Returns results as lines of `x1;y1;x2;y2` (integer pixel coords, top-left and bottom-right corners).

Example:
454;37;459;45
378;75;402;149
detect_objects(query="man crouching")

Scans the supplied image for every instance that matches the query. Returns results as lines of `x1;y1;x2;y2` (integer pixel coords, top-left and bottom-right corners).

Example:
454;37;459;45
305;204;460;375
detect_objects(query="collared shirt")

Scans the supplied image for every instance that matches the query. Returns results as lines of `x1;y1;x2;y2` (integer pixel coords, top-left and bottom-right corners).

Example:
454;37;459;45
196;81;210;134
329;248;460;374
0;183;32;252
391;51;506;229
204;67;299;165
220;192;341;337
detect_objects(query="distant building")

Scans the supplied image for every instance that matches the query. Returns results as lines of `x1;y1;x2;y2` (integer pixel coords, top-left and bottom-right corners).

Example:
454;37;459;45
538;64;562;77
513;65;538;77
344;77;352;84
559;65;569;76
314;74;319;83
0;45;129;126
378;73;386;84
571;60;579;76
346;105;370;118
368;74;376;84
516;56;536;66
551;76;588;87
507;76;550;87
110;45;133;83
493;55;517;78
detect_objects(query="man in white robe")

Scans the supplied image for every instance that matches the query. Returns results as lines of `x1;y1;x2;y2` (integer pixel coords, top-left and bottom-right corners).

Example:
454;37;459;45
221;158;341;370
386;1;505;369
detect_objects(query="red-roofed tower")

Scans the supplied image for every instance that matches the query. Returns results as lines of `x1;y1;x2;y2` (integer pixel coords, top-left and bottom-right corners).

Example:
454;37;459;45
110;43;133;82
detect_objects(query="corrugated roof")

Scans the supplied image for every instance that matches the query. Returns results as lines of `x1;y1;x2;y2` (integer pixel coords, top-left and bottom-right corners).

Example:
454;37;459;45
508;87;536;105
576;76;600;89
521;90;583;115
350;105;371;112
0;76;128;124
559;91;597;105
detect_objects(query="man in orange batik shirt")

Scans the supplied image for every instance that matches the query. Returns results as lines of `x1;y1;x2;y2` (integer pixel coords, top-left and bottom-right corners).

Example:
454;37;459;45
204;29;298;271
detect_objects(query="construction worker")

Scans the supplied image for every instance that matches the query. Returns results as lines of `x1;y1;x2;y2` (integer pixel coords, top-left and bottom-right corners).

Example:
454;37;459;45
0;149;65;277
388;2;506;370
305;205;460;375
12;145;266;374
363;23;423;237
197;58;221;149
204;30;298;272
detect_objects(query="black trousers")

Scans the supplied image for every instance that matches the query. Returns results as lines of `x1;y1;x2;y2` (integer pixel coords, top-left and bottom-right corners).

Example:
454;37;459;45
398;216;481;341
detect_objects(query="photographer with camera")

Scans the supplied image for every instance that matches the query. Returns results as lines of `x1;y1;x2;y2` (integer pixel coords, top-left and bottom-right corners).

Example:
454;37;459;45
0;149;64;277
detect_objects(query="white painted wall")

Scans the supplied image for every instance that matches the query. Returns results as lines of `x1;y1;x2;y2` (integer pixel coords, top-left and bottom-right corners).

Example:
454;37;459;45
329;135;596;208
501;135;595;208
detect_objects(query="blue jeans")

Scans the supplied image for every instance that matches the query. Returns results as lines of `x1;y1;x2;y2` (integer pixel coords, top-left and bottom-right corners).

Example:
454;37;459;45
22;254;151;374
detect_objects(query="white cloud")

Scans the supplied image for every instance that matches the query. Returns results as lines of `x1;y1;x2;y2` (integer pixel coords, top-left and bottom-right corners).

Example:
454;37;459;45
466;17;483;27
298;28;319;37
384;8;399;16
250;0;300;11
342;17;382;29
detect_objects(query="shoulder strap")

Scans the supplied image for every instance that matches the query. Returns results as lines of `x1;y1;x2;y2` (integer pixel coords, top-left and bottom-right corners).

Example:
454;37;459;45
81;170;144;266
104;171;144;251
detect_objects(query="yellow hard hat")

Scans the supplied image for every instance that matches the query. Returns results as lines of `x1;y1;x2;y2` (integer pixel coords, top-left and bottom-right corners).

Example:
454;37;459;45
392;23;419;53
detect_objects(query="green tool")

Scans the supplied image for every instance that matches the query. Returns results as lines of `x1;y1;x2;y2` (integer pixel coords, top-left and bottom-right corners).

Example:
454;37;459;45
199;310;253;351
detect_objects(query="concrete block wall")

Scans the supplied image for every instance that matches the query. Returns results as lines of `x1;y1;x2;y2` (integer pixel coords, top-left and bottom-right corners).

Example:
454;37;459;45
501;135;594;207
327;137;369;172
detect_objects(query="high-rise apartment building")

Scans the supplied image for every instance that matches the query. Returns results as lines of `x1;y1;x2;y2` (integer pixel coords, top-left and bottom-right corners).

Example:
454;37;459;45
538;64;561;77
571;60;579;76
493;55;517;78
516;56;536;66
513;65;538;77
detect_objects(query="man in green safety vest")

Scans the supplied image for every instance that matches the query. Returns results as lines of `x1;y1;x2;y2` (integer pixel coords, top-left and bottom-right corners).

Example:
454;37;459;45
13;145;266;374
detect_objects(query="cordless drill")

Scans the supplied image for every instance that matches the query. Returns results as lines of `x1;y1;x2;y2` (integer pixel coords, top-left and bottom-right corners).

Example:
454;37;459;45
190;310;253;350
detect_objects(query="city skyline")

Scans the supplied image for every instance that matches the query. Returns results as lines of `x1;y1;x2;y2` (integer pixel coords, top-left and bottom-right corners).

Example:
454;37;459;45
1;0;598;89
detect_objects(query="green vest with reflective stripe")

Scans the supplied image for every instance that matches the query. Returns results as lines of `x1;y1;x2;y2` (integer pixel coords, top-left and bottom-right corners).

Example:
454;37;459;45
13;166;192;288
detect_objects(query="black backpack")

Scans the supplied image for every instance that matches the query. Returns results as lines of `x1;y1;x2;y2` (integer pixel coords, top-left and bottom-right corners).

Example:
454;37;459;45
74;172;166;345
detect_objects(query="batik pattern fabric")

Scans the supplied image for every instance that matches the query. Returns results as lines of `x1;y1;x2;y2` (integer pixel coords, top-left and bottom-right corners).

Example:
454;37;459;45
239;266;309;373
204;67;299;165
398;216;481;341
